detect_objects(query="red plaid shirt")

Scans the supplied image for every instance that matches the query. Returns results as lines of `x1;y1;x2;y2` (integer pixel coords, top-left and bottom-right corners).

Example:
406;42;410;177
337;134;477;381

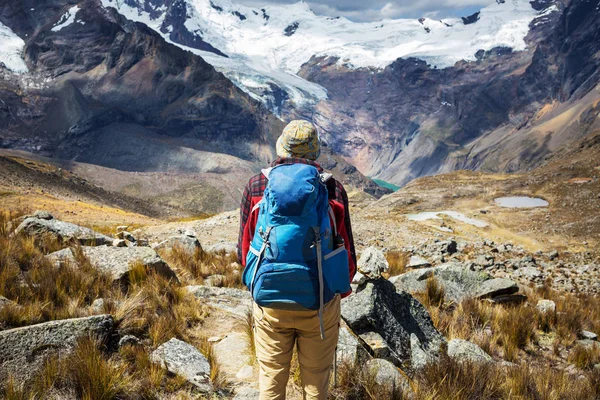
238;157;357;287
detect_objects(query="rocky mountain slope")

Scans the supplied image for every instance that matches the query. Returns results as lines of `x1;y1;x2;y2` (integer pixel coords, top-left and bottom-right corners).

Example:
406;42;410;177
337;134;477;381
89;0;600;188
0;0;385;214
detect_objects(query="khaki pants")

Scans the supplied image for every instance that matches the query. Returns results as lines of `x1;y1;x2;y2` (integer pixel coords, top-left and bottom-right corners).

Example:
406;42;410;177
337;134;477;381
253;295;341;400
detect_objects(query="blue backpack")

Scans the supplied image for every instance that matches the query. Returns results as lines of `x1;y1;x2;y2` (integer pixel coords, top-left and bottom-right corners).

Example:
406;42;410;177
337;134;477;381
242;164;351;338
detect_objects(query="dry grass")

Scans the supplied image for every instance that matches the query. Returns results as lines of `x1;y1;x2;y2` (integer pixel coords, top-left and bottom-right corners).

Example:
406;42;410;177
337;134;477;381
414;356;599;400
384;251;409;277
197;337;225;390
160;245;242;288
330;361;407;400
0;211;119;329
568;343;600;370
112;267;208;347
243;308;257;366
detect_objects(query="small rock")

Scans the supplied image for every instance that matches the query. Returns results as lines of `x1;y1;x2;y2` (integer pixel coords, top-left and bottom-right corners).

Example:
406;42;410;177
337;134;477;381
447;339;494;363
359;331;390;358
407;255;431;269
90;298;106;313
352;271;367;285
113;239;127;248
151;338;212;392
476;254;495;268
119;335;141;347
357;247;389;278
184;230;196;237
548;250;559;260
0;295;16;310
205;274;226;287
579;331;598;341
519;266;542;279
117;231;136;243
536;299;556;315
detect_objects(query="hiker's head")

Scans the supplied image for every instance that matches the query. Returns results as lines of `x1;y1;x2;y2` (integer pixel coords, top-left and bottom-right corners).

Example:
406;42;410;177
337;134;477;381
276;120;320;161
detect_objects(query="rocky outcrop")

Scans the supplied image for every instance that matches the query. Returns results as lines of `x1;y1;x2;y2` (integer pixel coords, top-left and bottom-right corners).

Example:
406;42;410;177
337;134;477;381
341;278;445;371
390;263;519;303
47;246;178;284
357;247;389;278
151;338;212;392
15;216;113;247
0;315;115;384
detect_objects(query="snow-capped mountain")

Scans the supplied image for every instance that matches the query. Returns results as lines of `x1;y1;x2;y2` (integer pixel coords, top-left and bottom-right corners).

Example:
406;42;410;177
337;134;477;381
97;0;557;114
1;0;598;197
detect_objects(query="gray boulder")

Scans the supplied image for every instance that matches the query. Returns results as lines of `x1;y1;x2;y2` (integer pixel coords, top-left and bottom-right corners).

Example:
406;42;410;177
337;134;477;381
47;246;178;284
14;217;113;246
151;338;212;392
474;278;519;299
407;255;431;269
154;235;202;255
447;339;494;363
391;263;519;303
579;331;598;341
357;247;389;278
341;278;445;370
0;315;114;384
337;324;367;366
365;358;411;393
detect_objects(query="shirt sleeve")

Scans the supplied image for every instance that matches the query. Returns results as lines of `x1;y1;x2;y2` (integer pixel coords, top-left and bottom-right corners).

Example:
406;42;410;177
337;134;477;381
238;183;252;264
338;183;357;268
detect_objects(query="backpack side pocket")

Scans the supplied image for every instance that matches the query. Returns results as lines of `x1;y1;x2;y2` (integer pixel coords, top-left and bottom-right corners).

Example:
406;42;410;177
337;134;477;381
323;246;351;294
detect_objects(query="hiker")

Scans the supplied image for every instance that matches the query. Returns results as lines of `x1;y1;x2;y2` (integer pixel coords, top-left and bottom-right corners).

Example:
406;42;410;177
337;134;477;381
238;120;357;400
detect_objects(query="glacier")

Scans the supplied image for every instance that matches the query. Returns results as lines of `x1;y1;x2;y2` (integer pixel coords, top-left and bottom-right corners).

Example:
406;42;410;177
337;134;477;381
0;21;28;73
99;0;556;113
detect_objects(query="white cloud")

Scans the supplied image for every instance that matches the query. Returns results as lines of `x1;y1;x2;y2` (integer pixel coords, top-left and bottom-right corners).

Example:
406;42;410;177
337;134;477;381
236;0;492;21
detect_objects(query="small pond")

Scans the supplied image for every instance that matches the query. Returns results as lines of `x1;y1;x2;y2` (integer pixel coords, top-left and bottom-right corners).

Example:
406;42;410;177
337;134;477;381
494;196;549;208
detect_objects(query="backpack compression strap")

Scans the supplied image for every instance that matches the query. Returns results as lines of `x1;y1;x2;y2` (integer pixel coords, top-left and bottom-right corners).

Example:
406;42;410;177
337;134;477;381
313;226;326;340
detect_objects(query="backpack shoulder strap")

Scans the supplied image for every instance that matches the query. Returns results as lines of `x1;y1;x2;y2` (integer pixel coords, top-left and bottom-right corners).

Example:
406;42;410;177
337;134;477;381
328;206;337;236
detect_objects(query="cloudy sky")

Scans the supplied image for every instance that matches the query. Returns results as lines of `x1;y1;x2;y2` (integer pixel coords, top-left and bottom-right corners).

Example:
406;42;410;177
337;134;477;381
237;0;491;22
